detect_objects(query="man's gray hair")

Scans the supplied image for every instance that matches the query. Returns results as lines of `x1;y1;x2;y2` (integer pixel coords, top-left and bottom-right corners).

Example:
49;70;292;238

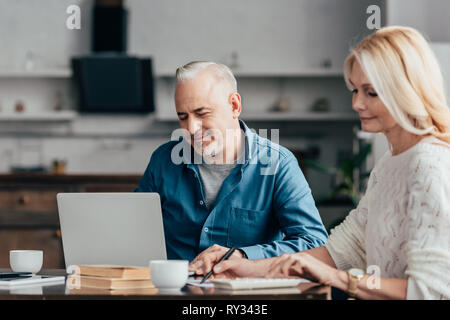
175;61;237;92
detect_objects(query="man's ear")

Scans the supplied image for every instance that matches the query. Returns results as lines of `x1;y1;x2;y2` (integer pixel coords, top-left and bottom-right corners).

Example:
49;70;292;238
229;92;242;118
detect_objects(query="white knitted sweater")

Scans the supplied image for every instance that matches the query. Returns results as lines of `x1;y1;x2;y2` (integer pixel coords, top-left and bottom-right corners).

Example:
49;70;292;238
325;137;450;299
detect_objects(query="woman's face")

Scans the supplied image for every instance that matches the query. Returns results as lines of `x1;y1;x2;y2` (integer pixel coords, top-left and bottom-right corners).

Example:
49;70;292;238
349;60;399;134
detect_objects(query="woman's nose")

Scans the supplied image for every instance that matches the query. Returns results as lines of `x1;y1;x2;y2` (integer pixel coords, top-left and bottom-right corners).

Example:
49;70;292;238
352;93;366;112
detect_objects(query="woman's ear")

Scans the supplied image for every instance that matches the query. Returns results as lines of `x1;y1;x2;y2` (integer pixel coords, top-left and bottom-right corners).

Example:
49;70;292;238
229;92;242;118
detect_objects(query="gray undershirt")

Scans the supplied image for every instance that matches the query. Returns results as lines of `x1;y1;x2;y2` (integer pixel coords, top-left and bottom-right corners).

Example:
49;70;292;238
197;132;245;209
197;161;238;209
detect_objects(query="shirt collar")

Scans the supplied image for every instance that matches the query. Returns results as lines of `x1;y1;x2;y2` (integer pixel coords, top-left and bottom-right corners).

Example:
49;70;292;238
239;119;256;165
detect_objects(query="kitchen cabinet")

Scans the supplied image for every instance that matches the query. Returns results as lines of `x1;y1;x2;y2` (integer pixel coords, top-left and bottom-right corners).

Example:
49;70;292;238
0;174;141;269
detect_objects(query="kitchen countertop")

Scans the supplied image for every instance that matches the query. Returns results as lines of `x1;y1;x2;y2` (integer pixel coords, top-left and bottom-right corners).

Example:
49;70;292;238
0;173;141;184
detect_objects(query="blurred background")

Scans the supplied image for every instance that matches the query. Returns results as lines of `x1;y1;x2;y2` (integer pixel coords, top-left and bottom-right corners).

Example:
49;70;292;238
0;0;449;268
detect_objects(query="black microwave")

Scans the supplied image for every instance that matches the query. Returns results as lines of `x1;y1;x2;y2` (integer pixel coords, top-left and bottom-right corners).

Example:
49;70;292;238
72;55;155;113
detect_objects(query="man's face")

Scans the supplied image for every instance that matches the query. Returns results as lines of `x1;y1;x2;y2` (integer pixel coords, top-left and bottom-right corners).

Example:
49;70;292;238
175;71;241;160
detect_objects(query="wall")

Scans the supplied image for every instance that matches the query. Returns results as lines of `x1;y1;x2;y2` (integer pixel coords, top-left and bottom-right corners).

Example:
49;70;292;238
0;0;386;198
127;0;377;75
387;0;450;41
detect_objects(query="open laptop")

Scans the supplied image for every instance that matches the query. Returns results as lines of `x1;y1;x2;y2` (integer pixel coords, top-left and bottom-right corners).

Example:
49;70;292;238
57;193;167;268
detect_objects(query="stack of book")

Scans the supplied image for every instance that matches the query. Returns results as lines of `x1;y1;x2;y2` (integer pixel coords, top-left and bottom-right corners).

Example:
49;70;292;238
67;265;157;295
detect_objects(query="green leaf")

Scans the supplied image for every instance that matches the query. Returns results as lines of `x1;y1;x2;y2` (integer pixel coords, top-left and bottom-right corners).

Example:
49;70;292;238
339;159;354;178
352;144;372;167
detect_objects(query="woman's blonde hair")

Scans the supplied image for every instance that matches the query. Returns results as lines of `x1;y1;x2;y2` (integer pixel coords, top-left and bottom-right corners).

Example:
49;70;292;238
344;26;450;143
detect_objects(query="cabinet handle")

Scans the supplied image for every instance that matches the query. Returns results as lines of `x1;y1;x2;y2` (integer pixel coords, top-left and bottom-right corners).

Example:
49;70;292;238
18;195;30;205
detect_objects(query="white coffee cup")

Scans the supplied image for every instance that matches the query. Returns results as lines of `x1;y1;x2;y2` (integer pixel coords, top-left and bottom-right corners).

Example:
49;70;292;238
149;260;188;289
10;250;43;274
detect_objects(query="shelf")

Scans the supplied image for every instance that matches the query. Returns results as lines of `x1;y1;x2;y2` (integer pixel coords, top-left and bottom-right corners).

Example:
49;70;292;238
241;112;358;121
0;68;72;78
236;69;344;78
156;112;359;122
0;111;77;122
0;68;342;79
155;68;343;78
0;110;357;122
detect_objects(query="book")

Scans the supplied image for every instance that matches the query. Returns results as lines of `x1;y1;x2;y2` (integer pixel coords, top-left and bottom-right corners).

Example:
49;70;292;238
69;286;158;295
67;275;154;290
74;265;150;279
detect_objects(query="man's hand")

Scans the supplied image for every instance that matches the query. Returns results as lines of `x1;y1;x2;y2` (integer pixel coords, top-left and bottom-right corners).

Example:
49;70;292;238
189;244;245;277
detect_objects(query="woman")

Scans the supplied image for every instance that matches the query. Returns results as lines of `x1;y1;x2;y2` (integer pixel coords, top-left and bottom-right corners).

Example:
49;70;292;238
212;26;450;300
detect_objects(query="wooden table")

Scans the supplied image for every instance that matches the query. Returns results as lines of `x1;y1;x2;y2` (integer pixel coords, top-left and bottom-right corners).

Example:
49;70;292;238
0;269;330;300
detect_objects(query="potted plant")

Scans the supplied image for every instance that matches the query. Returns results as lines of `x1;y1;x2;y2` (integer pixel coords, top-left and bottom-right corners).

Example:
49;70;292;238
302;143;372;207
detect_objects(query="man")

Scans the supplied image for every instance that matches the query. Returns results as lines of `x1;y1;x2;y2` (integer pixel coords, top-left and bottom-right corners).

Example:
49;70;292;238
135;61;328;275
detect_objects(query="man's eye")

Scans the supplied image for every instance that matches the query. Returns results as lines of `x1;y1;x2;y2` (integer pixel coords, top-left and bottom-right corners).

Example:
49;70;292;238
197;113;208;117
351;89;358;94
178;116;187;121
368;92;378;97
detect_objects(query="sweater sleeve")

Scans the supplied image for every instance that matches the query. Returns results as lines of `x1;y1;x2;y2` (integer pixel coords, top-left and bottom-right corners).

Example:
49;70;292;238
324;172;377;271
404;150;450;300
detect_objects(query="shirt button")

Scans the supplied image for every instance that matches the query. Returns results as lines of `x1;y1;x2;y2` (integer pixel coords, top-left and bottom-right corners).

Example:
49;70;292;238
199;200;204;206
204;227;209;233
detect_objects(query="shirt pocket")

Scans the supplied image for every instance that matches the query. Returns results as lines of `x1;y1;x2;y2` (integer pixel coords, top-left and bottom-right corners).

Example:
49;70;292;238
227;207;272;248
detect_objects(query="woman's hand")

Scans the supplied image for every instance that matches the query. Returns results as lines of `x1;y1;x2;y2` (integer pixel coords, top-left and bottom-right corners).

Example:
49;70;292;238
266;252;340;286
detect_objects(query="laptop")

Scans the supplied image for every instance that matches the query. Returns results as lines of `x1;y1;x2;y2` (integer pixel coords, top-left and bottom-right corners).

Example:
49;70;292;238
57;193;167;268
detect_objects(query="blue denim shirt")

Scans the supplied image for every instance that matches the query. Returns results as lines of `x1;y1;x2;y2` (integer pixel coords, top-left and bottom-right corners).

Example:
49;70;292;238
135;120;328;261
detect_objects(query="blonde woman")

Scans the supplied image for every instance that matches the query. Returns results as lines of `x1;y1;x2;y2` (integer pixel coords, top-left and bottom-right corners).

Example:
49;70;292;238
211;26;450;300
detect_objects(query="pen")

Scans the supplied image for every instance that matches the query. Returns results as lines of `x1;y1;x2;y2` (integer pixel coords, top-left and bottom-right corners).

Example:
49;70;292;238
200;246;236;284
